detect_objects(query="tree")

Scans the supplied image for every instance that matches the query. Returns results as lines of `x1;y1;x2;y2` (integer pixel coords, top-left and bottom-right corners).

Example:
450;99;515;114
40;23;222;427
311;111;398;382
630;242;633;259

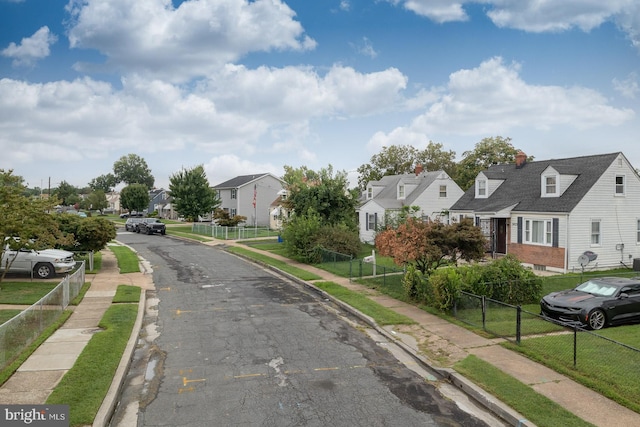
89;173;117;193
284;165;358;229
169;165;220;221
0;170;74;284
375;217;486;275
86;190;108;213
54;180;78;206
55;214;116;252
120;184;150;213
454;136;533;190
113;154;154;189
357;142;457;191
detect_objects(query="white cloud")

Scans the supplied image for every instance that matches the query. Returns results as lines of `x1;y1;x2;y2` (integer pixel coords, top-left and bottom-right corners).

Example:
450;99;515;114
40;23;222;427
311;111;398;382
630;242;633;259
1;26;58;67
352;37;378;59
203;154;282;186
65;0;316;81
389;1;640;50
613;72;640;99
371;57;635;146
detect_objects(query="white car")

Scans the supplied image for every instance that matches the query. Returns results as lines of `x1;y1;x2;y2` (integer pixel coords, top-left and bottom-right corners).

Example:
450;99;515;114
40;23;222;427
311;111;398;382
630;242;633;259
1;245;76;279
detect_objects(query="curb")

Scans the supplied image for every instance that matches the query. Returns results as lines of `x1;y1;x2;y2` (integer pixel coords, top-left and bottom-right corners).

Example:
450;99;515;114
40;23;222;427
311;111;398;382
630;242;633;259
93;289;147;427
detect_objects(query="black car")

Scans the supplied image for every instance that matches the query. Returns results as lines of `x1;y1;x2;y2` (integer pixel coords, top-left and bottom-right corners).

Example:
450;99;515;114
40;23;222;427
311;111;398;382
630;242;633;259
124;217;144;232
540;277;640;330
137;218;166;235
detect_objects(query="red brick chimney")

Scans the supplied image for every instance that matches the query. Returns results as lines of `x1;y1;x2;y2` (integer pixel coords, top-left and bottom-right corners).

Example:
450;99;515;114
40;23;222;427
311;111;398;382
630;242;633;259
415;164;423;176
515;151;527;169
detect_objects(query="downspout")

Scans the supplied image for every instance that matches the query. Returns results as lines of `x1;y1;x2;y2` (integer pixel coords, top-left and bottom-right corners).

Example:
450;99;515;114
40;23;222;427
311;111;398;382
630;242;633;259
564;213;570;274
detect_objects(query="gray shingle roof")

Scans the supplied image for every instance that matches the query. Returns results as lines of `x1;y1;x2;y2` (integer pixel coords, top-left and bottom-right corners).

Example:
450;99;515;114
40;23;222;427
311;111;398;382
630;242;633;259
450;152;621;214
365;171;443;209
213;173;270;189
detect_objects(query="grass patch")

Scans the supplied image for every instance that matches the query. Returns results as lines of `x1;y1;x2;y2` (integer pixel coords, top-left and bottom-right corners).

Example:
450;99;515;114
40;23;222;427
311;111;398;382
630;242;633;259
112;285;141;303
455;355;595;427
227;246;322;281
0;282;58;305
108;245;140;273
47;304;138;427
70;282;92;306
0;309;23;325
0;310;73;386
75;251;102;273
312;281;415;326
165;227;213;242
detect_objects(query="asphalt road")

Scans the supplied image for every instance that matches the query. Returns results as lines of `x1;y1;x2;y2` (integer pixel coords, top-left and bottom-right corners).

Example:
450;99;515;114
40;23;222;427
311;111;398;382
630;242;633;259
111;233;496;427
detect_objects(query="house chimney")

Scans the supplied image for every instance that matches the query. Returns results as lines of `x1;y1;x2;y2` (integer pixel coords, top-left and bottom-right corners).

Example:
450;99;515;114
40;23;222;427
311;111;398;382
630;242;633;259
515;151;527;169
415;164;423;176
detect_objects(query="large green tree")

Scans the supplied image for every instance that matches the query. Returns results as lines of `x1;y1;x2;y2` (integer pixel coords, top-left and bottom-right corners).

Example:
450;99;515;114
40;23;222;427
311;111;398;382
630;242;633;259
357;142;456;191
54;180;78;206
85;190;108;213
55;214;116;252
120;184;150;213
113;154;155;189
455;136;532;190
89;173;117;193
0;170;73;283
169;165;220;221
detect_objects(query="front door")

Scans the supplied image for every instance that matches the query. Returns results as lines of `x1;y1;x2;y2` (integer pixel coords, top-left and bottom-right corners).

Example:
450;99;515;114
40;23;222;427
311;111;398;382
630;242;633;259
494;218;507;254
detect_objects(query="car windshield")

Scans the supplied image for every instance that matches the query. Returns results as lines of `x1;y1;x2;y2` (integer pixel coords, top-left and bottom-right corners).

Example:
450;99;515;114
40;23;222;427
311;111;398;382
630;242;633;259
575;281;618;297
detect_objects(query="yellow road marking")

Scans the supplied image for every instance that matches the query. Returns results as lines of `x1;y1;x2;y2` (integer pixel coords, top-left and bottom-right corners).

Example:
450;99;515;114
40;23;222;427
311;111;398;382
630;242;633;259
233;373;265;379
183;377;206;386
178;387;194;394
314;367;340;371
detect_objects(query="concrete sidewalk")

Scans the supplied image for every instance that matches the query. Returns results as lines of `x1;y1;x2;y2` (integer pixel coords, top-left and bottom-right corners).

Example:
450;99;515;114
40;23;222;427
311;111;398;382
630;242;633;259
214;240;640;427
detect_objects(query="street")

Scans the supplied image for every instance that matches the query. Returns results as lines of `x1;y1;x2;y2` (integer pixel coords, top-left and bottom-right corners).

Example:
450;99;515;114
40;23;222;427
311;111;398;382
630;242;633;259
110;233;497;426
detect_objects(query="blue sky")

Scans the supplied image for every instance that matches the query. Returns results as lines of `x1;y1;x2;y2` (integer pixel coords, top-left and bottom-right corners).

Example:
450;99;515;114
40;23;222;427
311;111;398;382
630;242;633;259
1;0;639;190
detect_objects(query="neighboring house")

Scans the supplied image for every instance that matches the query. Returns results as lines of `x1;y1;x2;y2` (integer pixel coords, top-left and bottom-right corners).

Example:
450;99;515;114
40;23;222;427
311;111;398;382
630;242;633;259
148;188;169;216
357;166;465;244
106;192;120;213
449;151;640;273
213;173;286;227
269;189;291;230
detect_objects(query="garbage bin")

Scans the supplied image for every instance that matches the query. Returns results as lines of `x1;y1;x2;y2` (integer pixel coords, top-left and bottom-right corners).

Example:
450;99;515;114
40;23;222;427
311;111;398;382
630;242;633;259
634;258;640;271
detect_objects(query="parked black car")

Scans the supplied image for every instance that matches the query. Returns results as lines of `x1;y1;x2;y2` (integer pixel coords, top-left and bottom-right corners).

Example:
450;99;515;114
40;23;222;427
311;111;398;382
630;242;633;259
540;277;640;330
125;217;144;232
137;218;166;235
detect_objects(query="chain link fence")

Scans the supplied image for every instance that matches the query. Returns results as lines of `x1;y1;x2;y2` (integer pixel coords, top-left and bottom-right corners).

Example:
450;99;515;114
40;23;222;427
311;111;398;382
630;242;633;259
312;247;404;283
0;261;85;370
191;223;279;240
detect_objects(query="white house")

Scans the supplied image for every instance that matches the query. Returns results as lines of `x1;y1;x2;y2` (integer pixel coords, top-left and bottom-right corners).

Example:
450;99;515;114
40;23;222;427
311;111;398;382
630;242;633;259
357;166;465;243
449;152;640;273
213;173;286;227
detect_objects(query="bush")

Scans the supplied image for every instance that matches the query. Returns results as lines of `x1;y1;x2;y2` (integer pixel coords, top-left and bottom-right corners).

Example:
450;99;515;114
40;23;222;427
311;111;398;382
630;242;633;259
281;211;323;262
313;224;361;258
428;268;462;311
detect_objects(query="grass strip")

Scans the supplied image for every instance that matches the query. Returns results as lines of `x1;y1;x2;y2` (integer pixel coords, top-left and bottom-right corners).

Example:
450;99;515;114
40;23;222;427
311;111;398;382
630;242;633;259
313;281;415;326
454;355;595;427
47;304;137;427
108;245;140;273
0;282;58;305
70;282;91;306
0;310;73;386
113;285;141;303
227;246;322;281
166;229;213;242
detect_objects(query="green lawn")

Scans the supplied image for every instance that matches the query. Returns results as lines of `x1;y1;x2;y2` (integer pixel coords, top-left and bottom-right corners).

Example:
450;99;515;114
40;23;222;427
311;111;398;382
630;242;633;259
226;246;322;281
108;245;140;273
0;282;58;305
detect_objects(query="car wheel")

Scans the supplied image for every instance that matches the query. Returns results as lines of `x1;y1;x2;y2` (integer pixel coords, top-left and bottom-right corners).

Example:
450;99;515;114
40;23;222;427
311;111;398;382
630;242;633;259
34;263;55;279
161;230;166;235
147;228;152;235
588;309;606;330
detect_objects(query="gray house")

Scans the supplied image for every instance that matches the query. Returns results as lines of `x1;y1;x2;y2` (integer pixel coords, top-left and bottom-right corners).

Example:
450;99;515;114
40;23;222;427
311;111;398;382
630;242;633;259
357;166;464;243
450;152;640;273
213;173;286;227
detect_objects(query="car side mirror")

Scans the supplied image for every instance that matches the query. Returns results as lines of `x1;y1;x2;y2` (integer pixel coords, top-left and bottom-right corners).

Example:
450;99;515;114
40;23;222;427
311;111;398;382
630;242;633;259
619;293;629;299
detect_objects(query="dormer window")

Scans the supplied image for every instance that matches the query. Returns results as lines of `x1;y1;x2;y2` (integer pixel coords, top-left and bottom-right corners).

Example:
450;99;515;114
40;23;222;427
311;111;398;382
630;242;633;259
398;184;405;199
542;174;558;197
367;187;372;199
476;179;487;198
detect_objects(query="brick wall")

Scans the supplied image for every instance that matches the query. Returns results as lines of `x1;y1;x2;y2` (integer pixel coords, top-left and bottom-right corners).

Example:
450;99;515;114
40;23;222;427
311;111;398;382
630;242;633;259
508;243;565;269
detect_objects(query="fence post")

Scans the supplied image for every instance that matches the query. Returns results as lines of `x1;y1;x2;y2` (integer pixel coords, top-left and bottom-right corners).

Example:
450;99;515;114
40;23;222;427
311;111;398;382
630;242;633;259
516;305;522;344
573;326;578;368
481;296;486;330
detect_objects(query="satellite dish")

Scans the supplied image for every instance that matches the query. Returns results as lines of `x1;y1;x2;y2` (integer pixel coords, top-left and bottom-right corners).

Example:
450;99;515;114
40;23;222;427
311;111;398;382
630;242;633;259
583;251;598;262
578;254;590;267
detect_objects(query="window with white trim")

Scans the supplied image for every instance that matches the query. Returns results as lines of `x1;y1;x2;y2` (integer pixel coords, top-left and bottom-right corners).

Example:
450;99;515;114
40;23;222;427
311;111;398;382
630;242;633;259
591;220;601;245
524;219;552;245
231;189;237;199
476;179;487;198
636;219;640;244
615;175;625;195
543;175;557;196
367;187;372;199
366;212;377;231
439;185;447;197
231;208;237;216
398;184;405;199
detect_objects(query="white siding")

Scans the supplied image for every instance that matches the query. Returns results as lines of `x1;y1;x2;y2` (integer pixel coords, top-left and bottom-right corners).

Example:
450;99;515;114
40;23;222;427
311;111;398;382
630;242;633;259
359;201;385;244
411;176;464;222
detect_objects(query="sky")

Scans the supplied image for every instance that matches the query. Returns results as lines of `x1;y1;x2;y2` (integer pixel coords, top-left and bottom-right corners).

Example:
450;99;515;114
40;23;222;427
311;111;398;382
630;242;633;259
1;0;639;191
